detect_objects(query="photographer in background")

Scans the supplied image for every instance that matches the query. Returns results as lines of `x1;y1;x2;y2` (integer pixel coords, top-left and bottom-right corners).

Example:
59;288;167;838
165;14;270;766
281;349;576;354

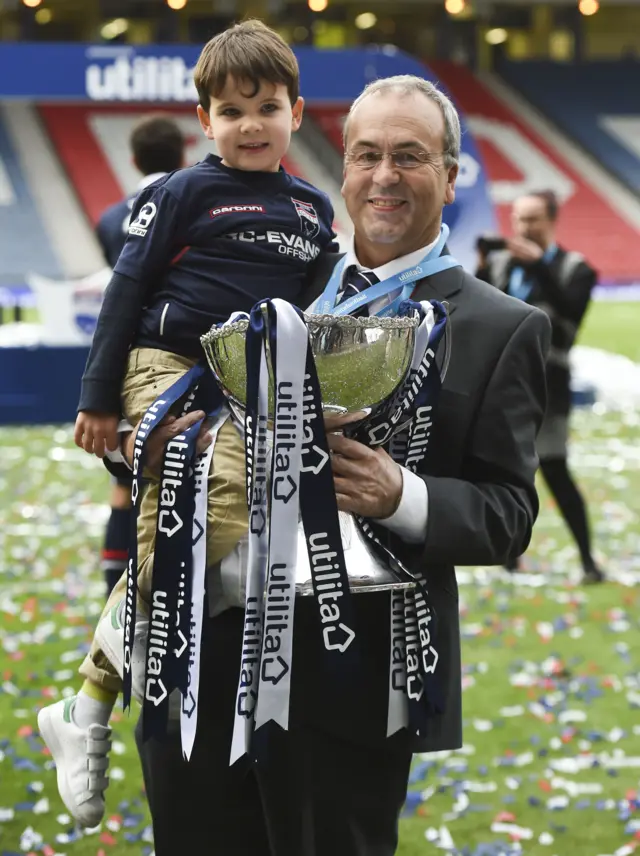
476;190;605;584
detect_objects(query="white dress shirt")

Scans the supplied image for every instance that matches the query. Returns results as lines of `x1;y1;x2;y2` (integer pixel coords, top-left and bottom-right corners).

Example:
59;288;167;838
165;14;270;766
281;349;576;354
332;237;439;544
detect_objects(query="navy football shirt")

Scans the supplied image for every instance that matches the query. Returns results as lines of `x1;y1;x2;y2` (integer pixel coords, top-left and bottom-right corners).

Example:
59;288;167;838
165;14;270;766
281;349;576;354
96;197;134;268
79;155;337;412
116;154;336;355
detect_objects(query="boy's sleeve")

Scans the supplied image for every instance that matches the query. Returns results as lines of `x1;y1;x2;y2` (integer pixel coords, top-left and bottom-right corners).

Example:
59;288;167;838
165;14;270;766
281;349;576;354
78;183;184;415
114;183;183;281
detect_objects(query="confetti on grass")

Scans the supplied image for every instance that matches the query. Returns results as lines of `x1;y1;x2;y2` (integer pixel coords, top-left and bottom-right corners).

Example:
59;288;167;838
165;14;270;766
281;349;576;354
1;401;640;853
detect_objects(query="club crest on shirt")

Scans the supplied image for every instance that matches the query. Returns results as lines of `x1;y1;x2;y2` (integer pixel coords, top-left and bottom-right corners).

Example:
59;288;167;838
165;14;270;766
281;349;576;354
291;198;320;239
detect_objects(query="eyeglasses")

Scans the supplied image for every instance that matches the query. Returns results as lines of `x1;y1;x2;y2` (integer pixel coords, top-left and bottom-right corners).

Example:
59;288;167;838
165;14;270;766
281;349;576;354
345;149;448;170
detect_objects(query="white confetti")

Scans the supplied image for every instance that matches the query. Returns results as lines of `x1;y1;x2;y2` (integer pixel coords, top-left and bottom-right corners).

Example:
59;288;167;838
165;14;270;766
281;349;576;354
558;709;587;724
473;718;494;732
547;795;570;810
499;705;525;717
33;797;50;814
20;826;44;850
551;776;603;797
491;822;533;839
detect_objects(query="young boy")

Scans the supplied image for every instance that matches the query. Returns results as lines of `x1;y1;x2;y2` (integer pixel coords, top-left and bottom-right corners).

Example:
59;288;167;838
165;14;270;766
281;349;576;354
37;19;337;828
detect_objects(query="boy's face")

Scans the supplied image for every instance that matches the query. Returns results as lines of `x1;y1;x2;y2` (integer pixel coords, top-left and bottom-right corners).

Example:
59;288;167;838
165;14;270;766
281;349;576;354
197;77;303;173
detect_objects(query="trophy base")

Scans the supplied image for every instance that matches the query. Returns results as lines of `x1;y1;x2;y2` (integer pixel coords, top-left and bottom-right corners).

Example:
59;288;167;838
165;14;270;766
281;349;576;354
295;511;416;596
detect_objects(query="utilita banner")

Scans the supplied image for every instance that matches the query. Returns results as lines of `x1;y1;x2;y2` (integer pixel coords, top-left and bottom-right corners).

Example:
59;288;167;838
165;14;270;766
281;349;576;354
0;43;495;274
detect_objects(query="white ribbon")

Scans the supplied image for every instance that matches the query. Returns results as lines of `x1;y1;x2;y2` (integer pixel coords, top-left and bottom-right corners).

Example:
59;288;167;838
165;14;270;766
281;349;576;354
230;347;269;765
180;409;228;760
254;300;307;732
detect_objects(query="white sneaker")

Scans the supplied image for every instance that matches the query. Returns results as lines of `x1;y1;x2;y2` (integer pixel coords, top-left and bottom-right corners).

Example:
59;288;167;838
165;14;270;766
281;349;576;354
37;697;111;828
95;600;147;704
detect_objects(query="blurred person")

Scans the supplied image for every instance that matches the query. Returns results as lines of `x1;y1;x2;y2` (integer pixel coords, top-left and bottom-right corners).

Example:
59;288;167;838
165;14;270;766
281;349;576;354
95;114;186;598
476;190;605;584
37;20;337;830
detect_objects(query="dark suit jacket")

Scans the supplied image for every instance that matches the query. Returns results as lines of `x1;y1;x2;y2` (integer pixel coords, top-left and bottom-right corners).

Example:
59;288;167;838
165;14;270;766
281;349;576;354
287;254;551;753
477;247;596;416
135;252;551;763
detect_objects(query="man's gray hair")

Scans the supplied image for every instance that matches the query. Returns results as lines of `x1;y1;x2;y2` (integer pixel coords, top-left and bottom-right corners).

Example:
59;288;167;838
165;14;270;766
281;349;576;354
343;75;461;168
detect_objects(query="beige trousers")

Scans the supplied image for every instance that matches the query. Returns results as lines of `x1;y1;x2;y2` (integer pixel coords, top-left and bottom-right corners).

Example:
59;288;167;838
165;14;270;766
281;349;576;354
79;348;248;692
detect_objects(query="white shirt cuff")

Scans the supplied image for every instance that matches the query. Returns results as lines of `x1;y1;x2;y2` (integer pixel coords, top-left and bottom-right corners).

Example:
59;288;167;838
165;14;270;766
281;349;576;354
374;467;428;544
105;419;135;470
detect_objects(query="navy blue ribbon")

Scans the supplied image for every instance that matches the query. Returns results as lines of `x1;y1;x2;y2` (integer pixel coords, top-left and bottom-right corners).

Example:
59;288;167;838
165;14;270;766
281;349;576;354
123;362;206;711
298;335;359;670
355;299;449;734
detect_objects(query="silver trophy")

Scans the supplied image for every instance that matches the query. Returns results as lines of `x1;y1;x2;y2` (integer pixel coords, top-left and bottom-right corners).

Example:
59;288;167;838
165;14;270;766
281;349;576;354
201;311;419;594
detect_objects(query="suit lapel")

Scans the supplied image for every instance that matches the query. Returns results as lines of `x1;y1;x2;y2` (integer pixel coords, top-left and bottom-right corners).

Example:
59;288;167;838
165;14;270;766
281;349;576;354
410;263;464;317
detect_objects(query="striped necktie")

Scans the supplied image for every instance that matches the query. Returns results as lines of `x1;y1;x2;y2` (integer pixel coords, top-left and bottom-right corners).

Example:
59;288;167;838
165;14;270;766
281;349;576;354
336;266;380;315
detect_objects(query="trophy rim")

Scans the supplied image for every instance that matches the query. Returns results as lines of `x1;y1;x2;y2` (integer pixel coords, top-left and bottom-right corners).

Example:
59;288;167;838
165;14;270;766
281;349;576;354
200;311;419;347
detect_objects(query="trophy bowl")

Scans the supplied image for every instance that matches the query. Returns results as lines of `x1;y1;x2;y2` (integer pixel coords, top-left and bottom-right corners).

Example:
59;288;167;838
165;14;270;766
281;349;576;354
201;313;418;424
201;311;420;595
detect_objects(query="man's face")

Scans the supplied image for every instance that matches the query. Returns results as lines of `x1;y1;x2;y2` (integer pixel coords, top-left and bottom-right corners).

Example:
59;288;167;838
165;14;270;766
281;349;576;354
197;76;303;173
511;196;554;248
341;91;458;264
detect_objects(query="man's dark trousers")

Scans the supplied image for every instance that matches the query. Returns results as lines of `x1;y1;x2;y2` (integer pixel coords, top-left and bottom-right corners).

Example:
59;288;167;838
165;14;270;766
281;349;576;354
137;595;413;856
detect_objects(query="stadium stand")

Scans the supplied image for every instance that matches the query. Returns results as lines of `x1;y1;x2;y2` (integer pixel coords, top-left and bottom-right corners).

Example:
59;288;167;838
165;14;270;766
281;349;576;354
429;60;640;283
497;60;640;196
0;106;63;296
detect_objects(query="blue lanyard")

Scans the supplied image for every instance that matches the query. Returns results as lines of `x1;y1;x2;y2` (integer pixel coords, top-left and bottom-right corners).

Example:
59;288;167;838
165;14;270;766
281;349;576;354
312;223;461;317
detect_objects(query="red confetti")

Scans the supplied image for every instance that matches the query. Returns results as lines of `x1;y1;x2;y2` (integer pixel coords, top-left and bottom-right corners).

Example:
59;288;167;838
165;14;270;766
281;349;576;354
42;846;55;856
99;832;117;846
538;779;552;792
17;725;33;737
494;811;516;822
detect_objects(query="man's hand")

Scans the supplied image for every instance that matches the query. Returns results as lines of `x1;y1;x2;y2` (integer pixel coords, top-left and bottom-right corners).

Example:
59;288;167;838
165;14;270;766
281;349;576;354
74;411;119;459
506;236;544;264
327;433;403;519
123;410;211;477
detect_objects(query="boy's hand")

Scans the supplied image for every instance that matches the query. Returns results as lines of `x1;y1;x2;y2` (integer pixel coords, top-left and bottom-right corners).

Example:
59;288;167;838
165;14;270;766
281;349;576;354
74;411;120;458
122;410;210;477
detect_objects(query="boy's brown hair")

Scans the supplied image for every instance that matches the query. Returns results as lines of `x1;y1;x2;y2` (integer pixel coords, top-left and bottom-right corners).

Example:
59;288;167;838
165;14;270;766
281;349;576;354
194;20;300;113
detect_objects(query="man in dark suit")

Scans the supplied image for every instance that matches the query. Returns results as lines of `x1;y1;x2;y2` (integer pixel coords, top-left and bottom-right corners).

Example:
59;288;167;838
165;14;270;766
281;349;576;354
130;77;550;855
95;114;185;597
476;190;604;584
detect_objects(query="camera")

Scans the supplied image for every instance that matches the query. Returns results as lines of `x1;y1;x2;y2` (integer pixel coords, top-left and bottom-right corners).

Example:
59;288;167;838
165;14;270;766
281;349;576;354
477;236;507;255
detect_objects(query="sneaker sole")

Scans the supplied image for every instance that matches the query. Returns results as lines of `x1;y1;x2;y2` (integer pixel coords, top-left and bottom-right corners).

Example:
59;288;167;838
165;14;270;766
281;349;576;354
95;616;144;705
37;705;105;829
